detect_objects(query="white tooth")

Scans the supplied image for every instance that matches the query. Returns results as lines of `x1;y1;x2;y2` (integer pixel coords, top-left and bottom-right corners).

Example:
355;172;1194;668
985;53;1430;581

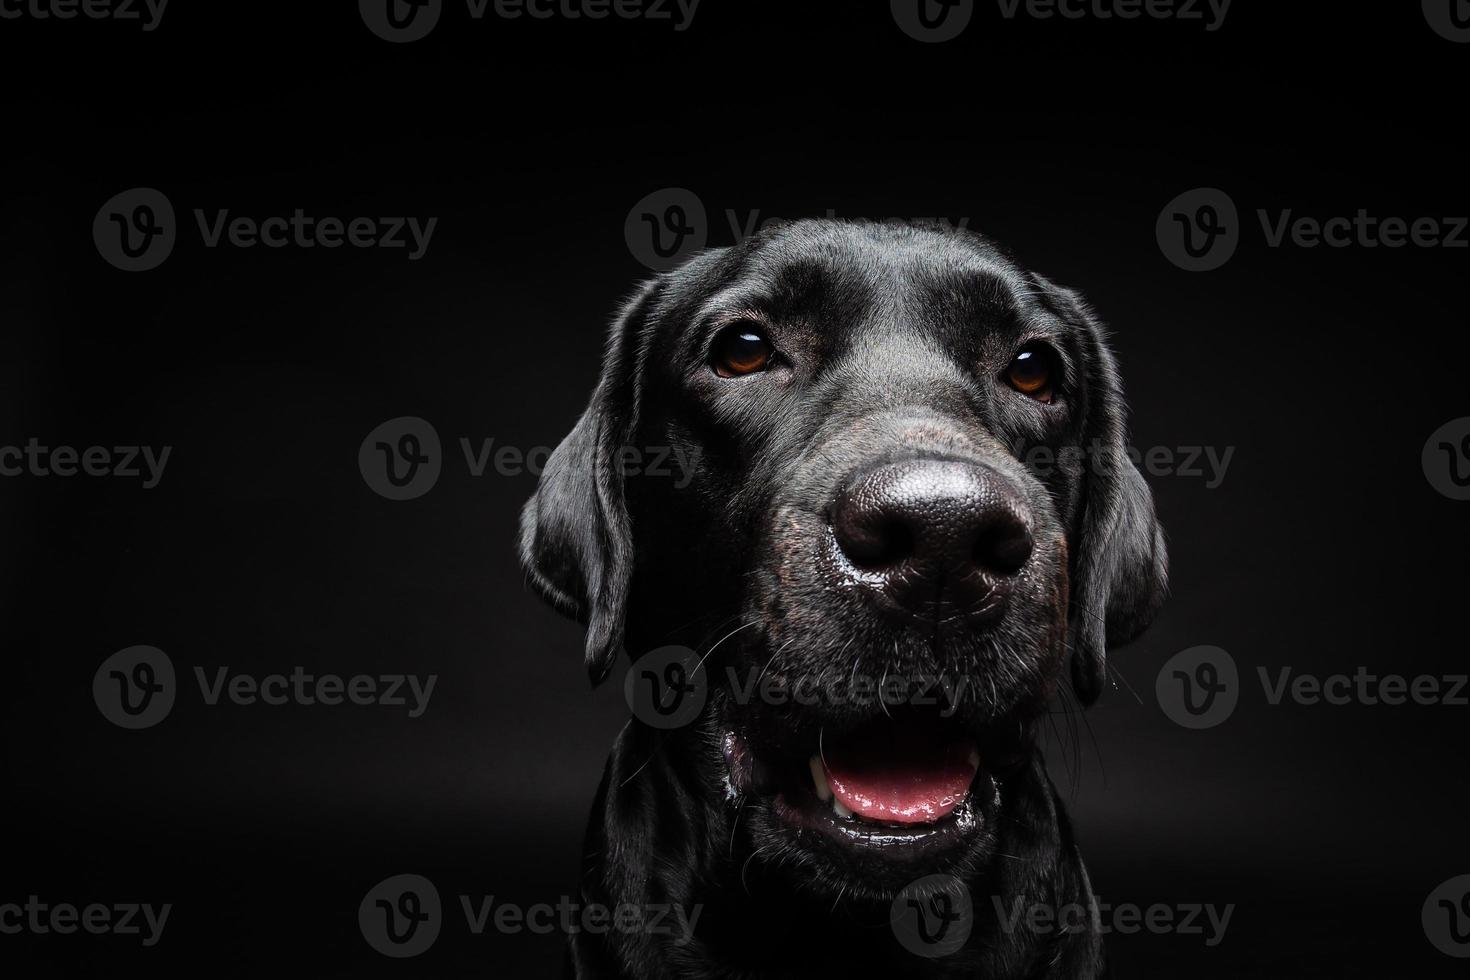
809;755;832;801
832;798;853;819
968;748;981;770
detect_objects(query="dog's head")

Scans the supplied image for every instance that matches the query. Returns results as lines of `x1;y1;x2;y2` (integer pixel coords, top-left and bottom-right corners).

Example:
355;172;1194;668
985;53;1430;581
521;219;1166;893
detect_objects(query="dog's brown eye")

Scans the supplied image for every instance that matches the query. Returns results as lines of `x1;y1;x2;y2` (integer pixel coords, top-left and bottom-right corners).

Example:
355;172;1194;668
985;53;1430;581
1006;346;1055;403
712;326;773;378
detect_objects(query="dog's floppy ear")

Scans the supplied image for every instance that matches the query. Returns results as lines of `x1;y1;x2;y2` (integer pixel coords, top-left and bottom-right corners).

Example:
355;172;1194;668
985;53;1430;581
1061;291;1169;706
518;281;658;685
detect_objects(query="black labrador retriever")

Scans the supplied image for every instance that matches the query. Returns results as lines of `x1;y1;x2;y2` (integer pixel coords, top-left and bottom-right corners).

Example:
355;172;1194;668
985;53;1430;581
520;219;1167;978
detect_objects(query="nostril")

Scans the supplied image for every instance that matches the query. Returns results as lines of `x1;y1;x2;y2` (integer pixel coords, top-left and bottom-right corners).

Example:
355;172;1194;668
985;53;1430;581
974;518;1033;576
837;516;915;570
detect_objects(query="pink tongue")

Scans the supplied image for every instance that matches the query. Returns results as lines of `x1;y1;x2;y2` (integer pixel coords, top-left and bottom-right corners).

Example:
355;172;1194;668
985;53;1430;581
822;726;979;825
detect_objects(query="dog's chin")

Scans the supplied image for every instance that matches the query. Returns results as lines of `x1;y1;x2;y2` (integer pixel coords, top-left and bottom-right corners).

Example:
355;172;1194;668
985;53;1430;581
718;701;1026;895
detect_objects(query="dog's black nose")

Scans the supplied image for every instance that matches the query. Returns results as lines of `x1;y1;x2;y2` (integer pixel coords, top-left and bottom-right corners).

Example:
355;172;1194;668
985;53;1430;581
831;459;1033;620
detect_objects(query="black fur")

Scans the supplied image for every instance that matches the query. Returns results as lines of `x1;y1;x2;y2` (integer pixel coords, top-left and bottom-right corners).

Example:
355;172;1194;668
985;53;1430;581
520;220;1167;978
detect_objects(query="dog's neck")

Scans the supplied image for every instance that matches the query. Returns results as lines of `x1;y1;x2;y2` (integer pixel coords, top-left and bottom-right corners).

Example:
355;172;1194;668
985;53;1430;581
570;721;1103;979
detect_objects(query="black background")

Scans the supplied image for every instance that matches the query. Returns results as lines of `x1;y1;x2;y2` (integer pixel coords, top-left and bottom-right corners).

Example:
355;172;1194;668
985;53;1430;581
2;1;1468;975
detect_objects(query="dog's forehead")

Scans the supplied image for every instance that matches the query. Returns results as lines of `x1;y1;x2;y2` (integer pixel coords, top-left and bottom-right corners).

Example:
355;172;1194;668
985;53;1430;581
669;220;1047;351
742;220;1027;310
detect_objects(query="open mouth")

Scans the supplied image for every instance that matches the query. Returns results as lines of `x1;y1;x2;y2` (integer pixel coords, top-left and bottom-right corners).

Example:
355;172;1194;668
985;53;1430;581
814;721;979;822
723;709;1000;861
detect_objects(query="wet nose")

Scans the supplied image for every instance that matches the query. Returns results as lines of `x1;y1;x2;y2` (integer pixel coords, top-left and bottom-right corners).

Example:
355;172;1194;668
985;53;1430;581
830;459;1034;620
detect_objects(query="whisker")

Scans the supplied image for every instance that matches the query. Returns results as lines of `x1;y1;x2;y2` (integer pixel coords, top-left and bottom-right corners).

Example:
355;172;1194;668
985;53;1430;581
740;851;757;898
756;637;797;685
728;796;746;857
1107;657;1144;706
619;752;656;788
693;620;761;675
